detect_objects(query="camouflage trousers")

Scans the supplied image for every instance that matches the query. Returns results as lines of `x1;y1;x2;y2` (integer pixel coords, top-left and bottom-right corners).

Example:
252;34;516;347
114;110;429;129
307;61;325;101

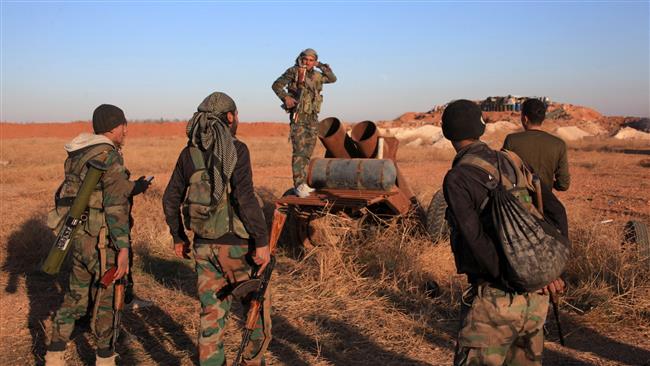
453;283;549;366
290;112;319;187
194;244;272;366
49;232;117;352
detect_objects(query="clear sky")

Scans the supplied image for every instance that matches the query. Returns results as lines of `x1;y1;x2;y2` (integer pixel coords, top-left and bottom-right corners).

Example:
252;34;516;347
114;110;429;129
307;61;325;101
1;1;649;123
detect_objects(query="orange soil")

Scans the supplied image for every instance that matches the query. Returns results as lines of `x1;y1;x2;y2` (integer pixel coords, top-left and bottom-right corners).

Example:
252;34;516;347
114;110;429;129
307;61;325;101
0;121;289;139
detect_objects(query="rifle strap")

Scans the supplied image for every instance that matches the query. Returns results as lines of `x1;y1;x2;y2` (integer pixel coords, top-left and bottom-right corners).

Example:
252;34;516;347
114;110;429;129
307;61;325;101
91;226;108;337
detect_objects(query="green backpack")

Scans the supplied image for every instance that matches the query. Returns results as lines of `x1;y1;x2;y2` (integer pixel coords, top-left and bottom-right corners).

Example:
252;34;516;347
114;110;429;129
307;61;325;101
47;143;113;237
459;150;571;292
182;147;250;240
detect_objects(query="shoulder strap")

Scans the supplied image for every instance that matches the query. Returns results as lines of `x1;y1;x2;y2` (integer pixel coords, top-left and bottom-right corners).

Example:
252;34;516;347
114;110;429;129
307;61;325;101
457;153;515;189
189;146;206;170
73;143;114;176
79;144;115;169
501;150;535;191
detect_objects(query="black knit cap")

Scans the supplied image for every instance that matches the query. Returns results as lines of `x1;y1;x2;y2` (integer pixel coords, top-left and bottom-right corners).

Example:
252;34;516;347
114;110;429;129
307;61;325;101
441;99;485;141
92;104;127;134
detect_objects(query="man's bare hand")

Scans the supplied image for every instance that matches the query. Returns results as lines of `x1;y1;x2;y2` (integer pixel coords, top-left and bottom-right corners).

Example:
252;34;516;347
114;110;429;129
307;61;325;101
253;245;271;276
115;248;130;280
284;96;297;109
540;278;565;296
174;241;191;259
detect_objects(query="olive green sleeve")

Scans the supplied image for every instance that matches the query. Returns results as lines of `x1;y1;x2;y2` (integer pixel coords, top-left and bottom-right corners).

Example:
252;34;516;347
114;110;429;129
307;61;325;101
271;67;295;101
102;150;135;249
554;143;571;191
502;135;512;151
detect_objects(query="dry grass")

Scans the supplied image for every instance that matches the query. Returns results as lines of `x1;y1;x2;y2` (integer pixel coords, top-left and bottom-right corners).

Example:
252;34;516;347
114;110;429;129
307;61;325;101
2;132;650;365
563;208;650;323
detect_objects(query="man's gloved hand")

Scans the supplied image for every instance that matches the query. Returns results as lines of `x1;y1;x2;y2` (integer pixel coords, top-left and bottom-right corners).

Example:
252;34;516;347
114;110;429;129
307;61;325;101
131;176;152;196
317;62;330;70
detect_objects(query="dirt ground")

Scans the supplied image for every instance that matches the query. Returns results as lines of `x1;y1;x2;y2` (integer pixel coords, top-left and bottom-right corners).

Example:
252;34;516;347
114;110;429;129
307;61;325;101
1;122;649;365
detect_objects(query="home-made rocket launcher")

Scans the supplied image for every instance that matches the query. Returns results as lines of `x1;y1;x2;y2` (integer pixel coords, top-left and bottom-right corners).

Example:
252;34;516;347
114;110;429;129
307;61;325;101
277;117;424;248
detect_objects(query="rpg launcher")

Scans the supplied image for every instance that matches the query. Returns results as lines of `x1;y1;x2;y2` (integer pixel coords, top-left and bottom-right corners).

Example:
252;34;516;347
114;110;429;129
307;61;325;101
42;160;108;275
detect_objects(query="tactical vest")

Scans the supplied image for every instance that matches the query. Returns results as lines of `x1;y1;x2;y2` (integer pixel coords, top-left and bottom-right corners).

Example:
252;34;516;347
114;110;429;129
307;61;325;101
290;68;324;115
182;147;250;240
47;144;114;236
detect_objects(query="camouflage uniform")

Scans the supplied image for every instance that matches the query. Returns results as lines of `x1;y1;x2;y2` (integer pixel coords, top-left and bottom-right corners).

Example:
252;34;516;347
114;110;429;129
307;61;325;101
162;92;271;366
454;284;549;366
272;59;337;187
194;244;272;366
48;140;133;354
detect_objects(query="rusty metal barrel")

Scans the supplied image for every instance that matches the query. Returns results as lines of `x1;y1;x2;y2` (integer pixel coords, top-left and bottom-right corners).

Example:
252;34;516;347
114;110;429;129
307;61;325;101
351;120;379;158
318;117;362;158
308;158;397;191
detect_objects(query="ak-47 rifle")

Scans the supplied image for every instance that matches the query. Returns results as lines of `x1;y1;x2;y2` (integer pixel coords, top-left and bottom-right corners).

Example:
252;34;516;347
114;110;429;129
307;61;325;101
233;206;287;366
282;65;307;124
98;266;127;352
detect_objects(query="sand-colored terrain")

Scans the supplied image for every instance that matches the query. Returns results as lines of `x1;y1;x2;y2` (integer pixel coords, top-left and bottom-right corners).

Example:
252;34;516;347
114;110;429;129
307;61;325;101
1;116;649;365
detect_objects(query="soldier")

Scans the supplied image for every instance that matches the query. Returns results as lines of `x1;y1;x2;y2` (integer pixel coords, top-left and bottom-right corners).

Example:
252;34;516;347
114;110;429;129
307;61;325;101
441;100;568;366
162;92;271;366
44;104;151;366
503;98;570;191
272;48;337;197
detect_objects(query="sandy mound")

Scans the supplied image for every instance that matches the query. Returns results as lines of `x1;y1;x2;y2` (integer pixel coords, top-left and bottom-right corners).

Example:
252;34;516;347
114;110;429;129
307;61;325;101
385;125;444;145
554;126;592;141
432;138;453;150
405;138;423;148
485;121;519;134
579;121;608;136
613;127;650;140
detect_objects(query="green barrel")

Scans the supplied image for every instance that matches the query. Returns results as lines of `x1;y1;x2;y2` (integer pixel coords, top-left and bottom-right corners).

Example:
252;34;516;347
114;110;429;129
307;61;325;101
41;160;108;275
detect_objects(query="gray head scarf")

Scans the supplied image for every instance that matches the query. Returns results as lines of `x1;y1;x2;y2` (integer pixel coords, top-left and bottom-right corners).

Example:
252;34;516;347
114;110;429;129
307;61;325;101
186;92;238;203
294;48;318;66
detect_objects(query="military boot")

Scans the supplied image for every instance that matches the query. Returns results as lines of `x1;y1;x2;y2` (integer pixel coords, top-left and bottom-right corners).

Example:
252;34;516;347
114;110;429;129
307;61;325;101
44;350;66;366
95;353;117;366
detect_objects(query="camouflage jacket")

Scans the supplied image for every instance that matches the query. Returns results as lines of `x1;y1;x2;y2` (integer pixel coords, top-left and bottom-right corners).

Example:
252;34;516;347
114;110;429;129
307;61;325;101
60;133;134;249
272;64;337;116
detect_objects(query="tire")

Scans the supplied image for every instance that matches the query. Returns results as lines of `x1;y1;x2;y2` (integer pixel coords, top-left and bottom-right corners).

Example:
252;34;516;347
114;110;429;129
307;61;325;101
426;189;450;242
625;220;650;268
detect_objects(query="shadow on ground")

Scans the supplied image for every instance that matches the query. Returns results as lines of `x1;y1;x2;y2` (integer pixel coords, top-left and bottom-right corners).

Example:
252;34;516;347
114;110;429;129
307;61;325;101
136;245;197;298
271;314;432;366
2;216;71;365
2;216;198;365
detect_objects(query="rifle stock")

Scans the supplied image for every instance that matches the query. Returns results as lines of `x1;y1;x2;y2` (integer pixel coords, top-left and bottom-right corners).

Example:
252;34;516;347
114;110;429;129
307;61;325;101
112;278;126;352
